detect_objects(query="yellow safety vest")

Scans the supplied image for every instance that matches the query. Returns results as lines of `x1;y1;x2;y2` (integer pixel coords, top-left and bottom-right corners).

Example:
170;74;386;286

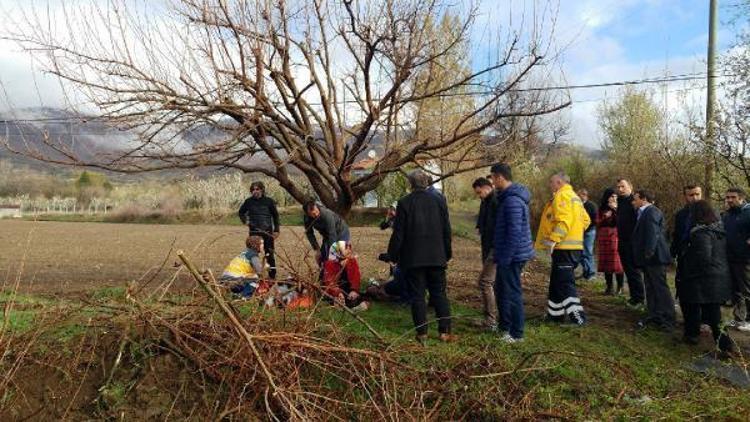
535;184;591;250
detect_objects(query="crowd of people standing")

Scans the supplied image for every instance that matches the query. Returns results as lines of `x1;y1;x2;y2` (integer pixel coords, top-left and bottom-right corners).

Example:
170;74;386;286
231;165;750;353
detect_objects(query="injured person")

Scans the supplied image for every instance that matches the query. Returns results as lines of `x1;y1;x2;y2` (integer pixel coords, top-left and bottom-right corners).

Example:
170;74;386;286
323;241;368;311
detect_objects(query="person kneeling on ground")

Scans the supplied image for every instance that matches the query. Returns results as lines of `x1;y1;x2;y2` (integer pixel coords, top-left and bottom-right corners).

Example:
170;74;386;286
323;241;368;311
220;236;265;298
678;200;735;354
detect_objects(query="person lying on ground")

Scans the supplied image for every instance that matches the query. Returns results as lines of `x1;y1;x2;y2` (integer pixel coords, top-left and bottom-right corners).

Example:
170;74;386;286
365;252;410;304
263;277;314;310
219;235;265;298
323;241;368;311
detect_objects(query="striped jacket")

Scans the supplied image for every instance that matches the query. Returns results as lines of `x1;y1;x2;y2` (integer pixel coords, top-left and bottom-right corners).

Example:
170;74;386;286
535;184;591;251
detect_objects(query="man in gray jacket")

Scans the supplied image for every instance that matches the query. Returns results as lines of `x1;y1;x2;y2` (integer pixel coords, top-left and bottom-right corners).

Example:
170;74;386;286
303;201;351;262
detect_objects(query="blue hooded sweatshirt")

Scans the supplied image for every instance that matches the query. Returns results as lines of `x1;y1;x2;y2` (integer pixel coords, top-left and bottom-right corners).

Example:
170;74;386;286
493;183;535;267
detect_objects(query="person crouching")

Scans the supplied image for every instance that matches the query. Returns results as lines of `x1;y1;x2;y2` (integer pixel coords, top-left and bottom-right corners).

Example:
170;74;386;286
220;236;265;298
323;240;368;311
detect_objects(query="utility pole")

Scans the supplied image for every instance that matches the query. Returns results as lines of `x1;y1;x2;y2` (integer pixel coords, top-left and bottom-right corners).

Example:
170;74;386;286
704;0;718;199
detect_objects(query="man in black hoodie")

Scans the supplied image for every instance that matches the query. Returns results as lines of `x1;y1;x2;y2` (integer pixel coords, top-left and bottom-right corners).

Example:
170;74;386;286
615;178;645;306
238;181;280;279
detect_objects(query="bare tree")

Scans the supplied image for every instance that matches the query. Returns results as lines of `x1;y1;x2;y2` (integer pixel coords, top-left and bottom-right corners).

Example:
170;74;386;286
3;0;569;215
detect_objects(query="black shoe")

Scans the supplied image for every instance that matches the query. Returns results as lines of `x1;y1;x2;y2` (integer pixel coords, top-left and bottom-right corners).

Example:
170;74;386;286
682;335;699;345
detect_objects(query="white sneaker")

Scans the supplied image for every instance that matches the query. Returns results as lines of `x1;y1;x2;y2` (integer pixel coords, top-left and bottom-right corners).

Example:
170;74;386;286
726;320;739;328
737;321;750;332
500;333;523;344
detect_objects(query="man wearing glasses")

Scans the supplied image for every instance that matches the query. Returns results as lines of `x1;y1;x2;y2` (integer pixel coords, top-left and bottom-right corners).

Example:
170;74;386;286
239;181;281;279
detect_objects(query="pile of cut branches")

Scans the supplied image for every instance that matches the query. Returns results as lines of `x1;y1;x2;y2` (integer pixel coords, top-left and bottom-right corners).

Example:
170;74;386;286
122;251;441;420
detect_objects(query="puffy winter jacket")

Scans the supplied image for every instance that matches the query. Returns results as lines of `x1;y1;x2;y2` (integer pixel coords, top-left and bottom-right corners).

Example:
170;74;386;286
678;222;732;304
535;184;591;250
493;183;535;267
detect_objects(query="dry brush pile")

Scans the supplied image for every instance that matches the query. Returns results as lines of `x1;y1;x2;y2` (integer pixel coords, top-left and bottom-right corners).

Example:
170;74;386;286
1;247;521;420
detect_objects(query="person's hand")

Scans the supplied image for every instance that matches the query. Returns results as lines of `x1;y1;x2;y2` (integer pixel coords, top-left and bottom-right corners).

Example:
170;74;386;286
543;240;556;255
335;293;346;306
273;231;280;240
347;291;360;301
602;210;612;218
608;198;618;210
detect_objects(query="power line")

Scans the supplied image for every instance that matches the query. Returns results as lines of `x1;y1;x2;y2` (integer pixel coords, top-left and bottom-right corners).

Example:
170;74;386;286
0;71;732;124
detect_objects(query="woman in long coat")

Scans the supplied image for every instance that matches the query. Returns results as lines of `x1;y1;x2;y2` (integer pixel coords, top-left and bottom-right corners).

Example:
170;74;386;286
596;188;624;295
679;200;734;353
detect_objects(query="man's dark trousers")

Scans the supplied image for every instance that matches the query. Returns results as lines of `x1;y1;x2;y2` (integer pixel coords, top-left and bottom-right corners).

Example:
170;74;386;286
547;250;586;323
406;266;451;335
729;261;750;322
251;230;277;279
495;262;525;338
642;264;676;328
618;241;645;304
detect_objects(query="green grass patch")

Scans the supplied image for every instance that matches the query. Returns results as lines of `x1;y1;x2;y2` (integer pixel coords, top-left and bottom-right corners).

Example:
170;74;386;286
314;299;750;419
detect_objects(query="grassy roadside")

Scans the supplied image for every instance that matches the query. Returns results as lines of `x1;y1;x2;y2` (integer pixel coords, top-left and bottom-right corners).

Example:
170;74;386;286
2;275;748;419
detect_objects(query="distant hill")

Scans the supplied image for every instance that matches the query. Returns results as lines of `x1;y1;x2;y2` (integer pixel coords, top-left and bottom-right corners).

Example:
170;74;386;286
2;107;608;179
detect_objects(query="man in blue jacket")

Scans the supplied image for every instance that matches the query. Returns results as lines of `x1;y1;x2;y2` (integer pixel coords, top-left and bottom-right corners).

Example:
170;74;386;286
490;163;535;343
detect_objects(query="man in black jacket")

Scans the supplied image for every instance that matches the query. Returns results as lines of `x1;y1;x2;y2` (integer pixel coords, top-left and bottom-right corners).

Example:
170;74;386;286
238;181;280;279
670;185;702;297
388;170;454;344
722;188;750;332
615;178;645;306
631;190;676;331
473;177;497;331
303;201;351;263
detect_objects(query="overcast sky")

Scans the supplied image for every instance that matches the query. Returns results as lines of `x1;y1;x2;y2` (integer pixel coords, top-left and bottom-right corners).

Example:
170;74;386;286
0;0;742;148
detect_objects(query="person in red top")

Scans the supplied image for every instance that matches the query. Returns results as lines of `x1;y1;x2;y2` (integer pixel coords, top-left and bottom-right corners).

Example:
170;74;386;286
596;188;625;295
323;241;367;309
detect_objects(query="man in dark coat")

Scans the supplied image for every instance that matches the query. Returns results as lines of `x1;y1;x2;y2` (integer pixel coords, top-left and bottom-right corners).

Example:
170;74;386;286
722;188;750;332
473;177;498;330
387;170;453;344
490;164;535;343
678;200;734;352
631;190;676;331
670;185;702;293
615;179;646;307
303;202;350;262
238;181;281;279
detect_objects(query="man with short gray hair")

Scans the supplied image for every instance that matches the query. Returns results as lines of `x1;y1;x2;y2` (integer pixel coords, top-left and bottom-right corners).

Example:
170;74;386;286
387;169;454;344
535;172;590;325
